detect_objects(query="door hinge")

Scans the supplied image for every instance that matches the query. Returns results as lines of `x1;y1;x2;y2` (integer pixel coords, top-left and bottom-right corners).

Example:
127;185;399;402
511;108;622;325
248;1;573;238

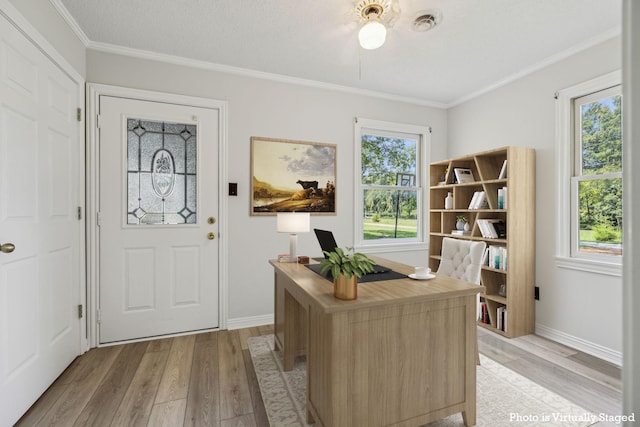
77;206;82;220
96;211;102;226
78;304;83;318
96;114;102;129
97;309;102;324
77;108;82;122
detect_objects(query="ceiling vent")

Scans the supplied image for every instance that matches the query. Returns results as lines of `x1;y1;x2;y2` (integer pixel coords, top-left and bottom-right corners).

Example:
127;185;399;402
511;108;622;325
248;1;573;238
412;10;441;32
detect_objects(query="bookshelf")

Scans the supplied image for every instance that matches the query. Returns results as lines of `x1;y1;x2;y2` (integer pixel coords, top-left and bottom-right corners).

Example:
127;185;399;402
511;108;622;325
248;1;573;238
428;146;535;338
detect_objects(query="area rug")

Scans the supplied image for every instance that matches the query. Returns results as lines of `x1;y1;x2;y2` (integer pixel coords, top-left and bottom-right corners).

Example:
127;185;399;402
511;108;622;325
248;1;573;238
247;335;597;427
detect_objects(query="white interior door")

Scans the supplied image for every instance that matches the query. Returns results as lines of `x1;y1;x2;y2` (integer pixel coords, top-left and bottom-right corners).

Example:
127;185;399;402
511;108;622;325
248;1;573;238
0;14;82;426
98;96;219;344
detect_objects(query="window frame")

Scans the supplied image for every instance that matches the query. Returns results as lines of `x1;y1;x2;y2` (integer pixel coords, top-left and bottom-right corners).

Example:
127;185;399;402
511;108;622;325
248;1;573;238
354;118;430;253
556;71;622;276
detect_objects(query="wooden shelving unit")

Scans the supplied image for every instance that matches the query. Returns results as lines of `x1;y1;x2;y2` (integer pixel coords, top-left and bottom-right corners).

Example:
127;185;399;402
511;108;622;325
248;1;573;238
428;146;535;338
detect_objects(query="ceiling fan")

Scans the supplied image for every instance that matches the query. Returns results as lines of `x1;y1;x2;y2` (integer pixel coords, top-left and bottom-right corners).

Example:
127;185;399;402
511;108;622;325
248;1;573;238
353;0;442;50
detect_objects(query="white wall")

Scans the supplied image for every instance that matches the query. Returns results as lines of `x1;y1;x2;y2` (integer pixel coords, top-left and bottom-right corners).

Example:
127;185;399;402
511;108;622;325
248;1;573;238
448;36;623;360
86;50;447;324
7;0;85;76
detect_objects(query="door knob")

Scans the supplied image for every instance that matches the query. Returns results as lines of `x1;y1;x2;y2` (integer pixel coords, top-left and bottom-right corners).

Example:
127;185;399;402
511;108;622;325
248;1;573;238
207;232;216;240
1;242;15;253
208;217;216;224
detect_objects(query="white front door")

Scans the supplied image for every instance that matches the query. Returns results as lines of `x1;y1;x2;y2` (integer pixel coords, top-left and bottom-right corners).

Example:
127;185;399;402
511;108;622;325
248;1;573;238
98;96;219;344
0;14;83;426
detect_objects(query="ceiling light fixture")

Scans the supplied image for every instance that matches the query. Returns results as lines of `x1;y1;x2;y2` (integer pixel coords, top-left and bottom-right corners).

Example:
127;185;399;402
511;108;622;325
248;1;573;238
355;0;398;50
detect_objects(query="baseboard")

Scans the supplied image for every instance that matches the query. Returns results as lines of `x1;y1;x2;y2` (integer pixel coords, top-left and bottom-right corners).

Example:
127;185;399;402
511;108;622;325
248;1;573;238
535;323;622;366
226;314;274;330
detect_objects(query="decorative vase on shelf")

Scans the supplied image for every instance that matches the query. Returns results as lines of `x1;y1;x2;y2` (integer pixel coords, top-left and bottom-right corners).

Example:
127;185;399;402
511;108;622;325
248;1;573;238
456;221;466;231
464;222;470;231
444;192;453;210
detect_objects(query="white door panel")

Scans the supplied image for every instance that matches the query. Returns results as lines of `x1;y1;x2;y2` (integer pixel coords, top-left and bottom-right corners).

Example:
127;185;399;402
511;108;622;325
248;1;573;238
0;13;82;426
98;96;219;343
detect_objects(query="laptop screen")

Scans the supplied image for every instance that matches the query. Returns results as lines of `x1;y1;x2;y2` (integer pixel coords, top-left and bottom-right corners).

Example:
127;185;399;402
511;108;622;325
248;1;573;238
314;229;338;258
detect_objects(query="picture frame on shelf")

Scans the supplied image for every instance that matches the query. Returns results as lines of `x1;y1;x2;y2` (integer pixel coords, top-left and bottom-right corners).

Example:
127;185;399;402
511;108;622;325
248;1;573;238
453;167;475;183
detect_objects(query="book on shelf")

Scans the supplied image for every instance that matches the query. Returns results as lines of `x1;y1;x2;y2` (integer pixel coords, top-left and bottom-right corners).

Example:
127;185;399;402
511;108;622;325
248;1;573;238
468;191;489;209
476;219;506;238
481;247;489;265
480;303;491;324
453;167;475;184
488;245;507;270
498;160;507;179
497;187;508;209
496;306;507;332
476;219;492;238
451;230;471;236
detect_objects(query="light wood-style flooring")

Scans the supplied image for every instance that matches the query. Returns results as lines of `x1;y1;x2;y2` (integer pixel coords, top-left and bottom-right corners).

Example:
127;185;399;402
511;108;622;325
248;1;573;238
16;326;621;426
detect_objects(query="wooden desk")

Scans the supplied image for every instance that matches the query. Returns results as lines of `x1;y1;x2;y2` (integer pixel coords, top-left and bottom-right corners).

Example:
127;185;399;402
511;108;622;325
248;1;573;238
272;257;484;427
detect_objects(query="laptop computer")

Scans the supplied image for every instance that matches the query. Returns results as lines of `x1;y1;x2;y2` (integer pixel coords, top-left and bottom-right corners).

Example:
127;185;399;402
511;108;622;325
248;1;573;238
313;229;391;274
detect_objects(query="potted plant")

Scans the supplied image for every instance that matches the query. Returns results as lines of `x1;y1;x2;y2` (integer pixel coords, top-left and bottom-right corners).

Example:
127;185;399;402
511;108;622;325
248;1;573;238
456;215;469;231
319;247;376;300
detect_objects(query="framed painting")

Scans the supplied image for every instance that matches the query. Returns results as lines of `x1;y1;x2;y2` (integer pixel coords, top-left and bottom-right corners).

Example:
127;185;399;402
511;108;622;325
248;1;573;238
250;137;337;215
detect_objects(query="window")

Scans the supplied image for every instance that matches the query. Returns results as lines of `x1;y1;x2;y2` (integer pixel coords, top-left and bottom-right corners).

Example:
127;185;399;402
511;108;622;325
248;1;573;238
556;71;622;275
354;118;429;251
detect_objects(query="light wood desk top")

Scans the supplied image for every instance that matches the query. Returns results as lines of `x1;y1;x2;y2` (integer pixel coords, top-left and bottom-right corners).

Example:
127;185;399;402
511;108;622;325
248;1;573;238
270;255;485;314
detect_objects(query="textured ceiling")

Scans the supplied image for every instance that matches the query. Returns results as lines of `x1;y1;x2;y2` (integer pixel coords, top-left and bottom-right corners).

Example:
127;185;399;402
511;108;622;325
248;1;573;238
57;0;621;106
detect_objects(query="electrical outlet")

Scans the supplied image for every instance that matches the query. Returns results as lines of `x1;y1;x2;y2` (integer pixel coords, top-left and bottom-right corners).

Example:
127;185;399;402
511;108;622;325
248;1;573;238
534;286;540;300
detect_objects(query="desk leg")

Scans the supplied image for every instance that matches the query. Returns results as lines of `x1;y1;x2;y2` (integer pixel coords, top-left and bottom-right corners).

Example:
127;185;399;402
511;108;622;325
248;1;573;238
283;289;297;371
462;409;476;427
463;294;478;426
306;404;315;424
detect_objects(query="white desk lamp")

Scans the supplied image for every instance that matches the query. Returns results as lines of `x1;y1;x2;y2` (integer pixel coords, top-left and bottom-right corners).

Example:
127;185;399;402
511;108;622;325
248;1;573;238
277;212;310;262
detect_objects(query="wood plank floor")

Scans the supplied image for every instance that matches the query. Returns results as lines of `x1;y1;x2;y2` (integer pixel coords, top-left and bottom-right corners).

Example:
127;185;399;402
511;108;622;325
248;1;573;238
16;325;621;426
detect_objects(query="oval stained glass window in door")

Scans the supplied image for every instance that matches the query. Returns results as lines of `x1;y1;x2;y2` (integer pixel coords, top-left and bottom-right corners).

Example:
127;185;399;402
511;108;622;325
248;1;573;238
151;149;176;198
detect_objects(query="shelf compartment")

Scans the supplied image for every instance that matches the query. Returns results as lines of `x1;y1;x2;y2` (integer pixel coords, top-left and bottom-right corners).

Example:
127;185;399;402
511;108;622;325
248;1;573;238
475;152;507;181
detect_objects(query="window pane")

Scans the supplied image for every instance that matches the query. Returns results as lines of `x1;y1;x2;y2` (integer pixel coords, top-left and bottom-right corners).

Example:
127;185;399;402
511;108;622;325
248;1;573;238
578;178;622;256
580;95;622;175
361;134;416;185
363;189;418;240
127;118;197;225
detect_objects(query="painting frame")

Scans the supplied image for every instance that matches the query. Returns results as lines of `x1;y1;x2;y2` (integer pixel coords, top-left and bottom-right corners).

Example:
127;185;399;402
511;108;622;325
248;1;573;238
250;136;337;216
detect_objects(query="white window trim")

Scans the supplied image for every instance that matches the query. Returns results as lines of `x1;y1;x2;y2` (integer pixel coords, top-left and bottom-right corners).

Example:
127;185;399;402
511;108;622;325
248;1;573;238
555;70;622;276
354;117;430;253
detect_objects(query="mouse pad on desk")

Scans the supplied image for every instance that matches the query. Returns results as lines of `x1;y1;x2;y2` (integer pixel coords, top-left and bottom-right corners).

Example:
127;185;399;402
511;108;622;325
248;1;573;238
305;264;407;283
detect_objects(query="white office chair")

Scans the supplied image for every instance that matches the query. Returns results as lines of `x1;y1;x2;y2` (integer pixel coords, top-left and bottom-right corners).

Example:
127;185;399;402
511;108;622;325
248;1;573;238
437;237;486;364
437;237;486;286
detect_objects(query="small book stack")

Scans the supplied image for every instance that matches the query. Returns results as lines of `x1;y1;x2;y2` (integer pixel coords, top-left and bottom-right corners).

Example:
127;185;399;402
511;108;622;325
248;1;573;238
476;219;506;239
481;245;507;270
468;191;489;209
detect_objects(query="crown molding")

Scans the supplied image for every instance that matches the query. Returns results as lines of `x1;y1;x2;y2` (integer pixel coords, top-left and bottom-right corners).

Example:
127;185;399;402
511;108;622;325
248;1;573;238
49;0;445;107
86;41;447;109
49;0;89;46
447;27;621;108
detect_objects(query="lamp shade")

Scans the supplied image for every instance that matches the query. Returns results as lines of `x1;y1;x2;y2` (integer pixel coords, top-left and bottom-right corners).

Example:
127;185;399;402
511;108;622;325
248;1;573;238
277;212;310;233
358;20;387;50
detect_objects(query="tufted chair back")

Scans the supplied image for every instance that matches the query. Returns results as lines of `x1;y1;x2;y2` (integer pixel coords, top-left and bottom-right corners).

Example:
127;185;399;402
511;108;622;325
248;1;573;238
437;237;486;285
